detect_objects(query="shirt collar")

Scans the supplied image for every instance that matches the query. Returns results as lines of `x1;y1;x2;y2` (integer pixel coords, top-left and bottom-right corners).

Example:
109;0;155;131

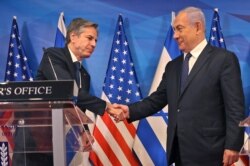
68;47;82;64
187;39;207;59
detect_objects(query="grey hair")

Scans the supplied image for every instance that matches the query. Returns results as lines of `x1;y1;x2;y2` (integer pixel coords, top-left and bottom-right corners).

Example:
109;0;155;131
66;18;98;44
179;7;206;30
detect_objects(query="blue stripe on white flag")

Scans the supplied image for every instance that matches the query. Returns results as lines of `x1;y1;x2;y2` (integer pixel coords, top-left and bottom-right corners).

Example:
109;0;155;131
136;119;167;166
54;12;66;48
164;24;180;60
133;13;180;166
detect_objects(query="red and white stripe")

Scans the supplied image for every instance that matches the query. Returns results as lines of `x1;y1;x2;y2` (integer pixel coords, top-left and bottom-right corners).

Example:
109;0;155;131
90;93;139;166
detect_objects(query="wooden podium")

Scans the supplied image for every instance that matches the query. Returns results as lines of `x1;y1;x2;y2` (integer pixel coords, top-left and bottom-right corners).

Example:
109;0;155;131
0;80;93;166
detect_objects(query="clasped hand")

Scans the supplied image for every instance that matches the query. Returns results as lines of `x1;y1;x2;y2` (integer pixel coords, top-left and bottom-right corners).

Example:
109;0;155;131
106;103;129;122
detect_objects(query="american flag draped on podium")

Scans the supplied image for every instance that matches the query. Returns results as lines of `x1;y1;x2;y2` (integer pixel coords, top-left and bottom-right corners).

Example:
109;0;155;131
0;16;33;166
132;12;180;166
89;15;141;166
209;8;248;166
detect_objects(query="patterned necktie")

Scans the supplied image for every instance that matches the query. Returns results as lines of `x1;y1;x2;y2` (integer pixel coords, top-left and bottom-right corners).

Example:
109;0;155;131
180;53;192;93
74;61;81;88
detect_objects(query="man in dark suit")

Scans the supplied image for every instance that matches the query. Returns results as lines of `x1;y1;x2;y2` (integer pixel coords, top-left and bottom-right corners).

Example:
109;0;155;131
36;18;109;115
113;7;245;166
13;18;118;166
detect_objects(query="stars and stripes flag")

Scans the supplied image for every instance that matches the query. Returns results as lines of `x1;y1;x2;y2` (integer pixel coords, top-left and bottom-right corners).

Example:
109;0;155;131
132;12;180;166
0;16;33;166
89;15;141;166
5;17;33;82
208;8;248;166
54;12;67;47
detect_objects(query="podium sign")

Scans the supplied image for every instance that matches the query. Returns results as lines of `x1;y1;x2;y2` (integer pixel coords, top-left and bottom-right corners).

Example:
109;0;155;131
0;81;92;166
0;80;78;101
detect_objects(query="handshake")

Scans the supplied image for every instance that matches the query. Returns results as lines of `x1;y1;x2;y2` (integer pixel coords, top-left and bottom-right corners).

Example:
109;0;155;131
106;103;129;122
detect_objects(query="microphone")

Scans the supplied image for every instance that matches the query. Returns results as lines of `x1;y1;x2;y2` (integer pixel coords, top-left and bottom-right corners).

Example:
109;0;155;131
48;55;58;80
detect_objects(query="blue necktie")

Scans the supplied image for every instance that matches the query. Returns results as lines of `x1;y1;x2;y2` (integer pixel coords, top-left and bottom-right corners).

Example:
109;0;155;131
180;53;192;93
74;61;81;88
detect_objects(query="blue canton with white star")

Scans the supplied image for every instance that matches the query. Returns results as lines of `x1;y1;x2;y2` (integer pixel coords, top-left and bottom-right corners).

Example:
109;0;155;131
209;9;226;49
5;17;33;82
103;15;142;104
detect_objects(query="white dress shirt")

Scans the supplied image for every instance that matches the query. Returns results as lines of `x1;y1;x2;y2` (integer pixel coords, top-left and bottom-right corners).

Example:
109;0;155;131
183;39;207;74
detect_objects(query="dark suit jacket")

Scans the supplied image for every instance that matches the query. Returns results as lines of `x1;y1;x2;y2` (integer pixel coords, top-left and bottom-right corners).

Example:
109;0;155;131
36;47;106;115
128;44;245;165
13;47;106;166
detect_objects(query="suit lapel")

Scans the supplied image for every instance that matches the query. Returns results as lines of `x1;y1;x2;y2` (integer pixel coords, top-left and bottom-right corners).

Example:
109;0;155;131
179;44;212;97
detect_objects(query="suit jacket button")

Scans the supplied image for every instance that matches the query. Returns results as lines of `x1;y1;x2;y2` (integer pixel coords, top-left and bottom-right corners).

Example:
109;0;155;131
177;109;180;112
